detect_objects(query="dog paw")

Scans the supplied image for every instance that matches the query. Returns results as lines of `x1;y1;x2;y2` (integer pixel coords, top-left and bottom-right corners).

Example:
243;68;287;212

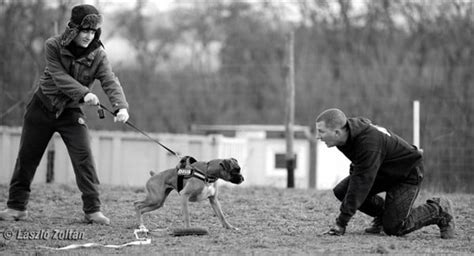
225;225;239;231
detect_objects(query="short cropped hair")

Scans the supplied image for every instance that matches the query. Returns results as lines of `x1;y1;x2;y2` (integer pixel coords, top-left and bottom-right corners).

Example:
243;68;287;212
316;108;347;129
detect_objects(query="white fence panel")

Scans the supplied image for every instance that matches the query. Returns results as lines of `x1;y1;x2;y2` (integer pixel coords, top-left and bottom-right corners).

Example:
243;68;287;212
0;127;47;184
0;127;250;187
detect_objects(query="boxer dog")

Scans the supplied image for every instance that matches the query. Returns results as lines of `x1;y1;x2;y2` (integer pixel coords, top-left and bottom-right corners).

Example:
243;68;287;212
134;156;244;230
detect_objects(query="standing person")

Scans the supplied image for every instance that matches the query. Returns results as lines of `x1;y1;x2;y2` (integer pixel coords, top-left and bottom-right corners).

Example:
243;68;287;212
315;108;455;238
0;4;129;225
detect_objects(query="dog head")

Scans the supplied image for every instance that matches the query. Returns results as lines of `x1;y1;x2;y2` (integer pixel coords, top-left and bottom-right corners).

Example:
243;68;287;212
208;158;244;184
176;156;197;170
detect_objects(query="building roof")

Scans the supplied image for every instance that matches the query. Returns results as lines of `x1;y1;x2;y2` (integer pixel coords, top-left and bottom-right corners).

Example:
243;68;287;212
191;124;312;139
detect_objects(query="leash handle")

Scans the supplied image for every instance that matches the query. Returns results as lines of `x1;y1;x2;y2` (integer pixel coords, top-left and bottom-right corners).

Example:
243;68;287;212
97;104;180;159
97;104;105;119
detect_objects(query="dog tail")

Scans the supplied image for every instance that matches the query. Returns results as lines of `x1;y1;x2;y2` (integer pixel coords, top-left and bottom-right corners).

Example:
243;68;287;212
149;170;156;176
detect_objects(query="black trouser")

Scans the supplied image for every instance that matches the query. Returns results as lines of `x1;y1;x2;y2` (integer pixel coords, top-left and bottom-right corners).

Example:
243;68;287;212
7;94;101;214
333;165;442;236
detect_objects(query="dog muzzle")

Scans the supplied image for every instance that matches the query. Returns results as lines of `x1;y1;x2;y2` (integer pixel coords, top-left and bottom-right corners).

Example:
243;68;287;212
230;175;244;184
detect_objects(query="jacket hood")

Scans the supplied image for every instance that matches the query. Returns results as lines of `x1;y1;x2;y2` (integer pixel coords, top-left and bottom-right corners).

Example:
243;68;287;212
346;117;372;139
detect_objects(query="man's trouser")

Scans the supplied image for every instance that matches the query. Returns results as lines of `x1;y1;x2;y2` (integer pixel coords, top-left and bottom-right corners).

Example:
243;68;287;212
333;165;443;236
7;94;101;214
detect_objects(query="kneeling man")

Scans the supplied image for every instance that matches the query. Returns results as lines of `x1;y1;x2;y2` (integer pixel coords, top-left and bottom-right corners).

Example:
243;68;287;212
315;108;454;239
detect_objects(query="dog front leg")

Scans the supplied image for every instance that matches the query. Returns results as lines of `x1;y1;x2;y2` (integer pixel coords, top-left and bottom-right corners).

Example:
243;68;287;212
209;196;237;230
135;208;145;229
181;196;191;228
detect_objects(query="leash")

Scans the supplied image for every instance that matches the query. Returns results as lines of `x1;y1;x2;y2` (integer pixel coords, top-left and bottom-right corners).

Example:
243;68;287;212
97;104;180;159
37;238;151;250
38;226;151;250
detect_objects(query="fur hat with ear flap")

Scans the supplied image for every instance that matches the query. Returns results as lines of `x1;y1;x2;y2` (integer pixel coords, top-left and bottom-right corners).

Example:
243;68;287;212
60;4;103;46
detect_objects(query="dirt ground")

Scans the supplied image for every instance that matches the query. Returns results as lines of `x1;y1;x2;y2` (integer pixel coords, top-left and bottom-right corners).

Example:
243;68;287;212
0;183;473;255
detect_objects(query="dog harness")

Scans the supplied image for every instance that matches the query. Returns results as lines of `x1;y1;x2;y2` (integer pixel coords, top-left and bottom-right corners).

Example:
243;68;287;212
176;167;217;192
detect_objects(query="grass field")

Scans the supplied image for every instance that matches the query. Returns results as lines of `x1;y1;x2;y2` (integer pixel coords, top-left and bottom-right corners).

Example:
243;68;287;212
0;183;473;255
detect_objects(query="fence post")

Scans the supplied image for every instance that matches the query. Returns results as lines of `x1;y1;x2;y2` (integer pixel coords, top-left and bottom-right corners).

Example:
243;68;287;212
308;123;317;189
413;100;420;149
46;140;55;183
284;30;295;188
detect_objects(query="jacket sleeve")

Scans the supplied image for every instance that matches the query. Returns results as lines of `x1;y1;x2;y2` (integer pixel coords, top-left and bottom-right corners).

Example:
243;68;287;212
44;39;90;102
337;148;383;227
95;48;129;112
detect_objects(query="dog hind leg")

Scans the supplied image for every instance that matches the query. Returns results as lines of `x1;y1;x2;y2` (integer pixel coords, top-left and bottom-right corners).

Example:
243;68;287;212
134;186;173;227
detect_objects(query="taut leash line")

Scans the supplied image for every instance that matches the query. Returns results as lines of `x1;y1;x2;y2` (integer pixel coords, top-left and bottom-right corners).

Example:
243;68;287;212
98;104;180;159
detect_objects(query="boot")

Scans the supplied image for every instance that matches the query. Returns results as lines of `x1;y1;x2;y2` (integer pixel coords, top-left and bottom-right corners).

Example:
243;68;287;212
85;211;110;225
365;216;383;234
427;197;455;239
0;208;28;221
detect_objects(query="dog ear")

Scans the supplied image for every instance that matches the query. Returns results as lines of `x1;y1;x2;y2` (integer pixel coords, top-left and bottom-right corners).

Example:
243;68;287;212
176;156;197;169
220;159;231;171
188;156;197;164
176;156;189;169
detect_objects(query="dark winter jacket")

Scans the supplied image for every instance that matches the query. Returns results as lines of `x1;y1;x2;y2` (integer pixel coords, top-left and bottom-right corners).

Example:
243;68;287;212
35;33;128;118
336;117;423;227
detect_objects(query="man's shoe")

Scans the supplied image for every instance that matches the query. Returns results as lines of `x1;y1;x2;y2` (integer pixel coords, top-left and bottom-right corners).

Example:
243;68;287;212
428;197;455;239
85;211;110;225
0;208;28;221
365;216;383;234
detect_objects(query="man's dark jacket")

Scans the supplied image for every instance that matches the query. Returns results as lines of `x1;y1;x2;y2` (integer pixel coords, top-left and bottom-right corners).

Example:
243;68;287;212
336;117;423;226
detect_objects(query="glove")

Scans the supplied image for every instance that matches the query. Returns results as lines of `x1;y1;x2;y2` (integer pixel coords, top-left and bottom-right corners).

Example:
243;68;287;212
114;108;129;123
325;223;346;236
83;93;99;106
